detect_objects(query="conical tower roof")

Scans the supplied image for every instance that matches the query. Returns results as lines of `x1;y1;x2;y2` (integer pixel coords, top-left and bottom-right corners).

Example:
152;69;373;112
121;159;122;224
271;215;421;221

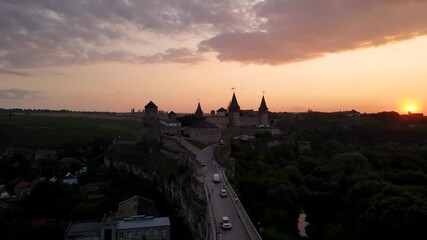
145;101;158;109
259;95;268;113
228;92;240;113
195;101;204;118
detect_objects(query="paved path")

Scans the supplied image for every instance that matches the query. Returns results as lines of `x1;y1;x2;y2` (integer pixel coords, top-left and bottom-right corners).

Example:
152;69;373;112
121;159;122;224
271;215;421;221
196;145;250;240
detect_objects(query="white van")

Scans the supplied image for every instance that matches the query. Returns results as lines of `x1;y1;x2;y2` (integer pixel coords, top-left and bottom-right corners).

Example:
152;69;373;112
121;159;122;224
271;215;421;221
213;174;220;183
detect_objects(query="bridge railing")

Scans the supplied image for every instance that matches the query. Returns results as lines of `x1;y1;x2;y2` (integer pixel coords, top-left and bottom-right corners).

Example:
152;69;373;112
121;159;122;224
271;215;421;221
222;171;262;240
205;181;218;240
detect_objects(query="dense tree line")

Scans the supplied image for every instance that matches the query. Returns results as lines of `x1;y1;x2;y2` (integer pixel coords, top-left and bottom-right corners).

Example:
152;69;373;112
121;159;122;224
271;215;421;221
230;113;427;240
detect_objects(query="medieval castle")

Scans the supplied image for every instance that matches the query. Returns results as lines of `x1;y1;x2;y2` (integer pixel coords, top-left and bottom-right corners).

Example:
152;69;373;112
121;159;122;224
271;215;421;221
141;92;280;143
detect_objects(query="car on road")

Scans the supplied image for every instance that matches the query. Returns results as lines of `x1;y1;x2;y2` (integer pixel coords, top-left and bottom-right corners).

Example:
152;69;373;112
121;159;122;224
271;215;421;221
220;216;232;230
201;161;206;166
212;174;220;183
220;189;227;197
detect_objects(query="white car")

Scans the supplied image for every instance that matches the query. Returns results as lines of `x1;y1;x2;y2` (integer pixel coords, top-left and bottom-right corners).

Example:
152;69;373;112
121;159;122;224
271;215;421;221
220;189;227;197
221;216;232;230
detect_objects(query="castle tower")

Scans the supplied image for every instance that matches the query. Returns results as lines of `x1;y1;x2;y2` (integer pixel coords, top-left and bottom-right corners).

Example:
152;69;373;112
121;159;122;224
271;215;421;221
168;111;177;119
144;101;159;125
195;101;204;119
228;91;240;127
258;95;269;126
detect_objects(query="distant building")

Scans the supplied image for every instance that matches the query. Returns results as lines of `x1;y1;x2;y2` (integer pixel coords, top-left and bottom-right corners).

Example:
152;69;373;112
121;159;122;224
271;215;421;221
216;107;227;117
116;196;158;219
140;92;279;143
228;91;241;127
401;111;424;122
80;181;110;200
167;111;177;119
140;101;162;141
195;101;204;119
63;172;78;185
206;92;270;128
14;180;39;198
345;109;361;118
65;219;102;240
258;95;269;126
115;216;170;240
144;101;159;125
65;196;170;240
160;118;181;127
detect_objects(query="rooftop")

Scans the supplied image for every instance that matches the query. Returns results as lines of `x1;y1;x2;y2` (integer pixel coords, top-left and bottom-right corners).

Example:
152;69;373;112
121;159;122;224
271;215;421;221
160;118;181;124
228;92;240;112
66;220;101;235
259;95;268;112
117;217;170;230
145;101;158;108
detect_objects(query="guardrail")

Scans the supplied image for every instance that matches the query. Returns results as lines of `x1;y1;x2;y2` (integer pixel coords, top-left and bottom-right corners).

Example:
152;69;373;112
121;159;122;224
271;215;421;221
205;182;218;240
222;172;262;240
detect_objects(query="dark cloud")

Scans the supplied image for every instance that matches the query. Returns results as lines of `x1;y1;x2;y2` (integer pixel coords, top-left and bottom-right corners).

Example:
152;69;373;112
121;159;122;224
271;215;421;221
200;0;427;64
0;0;251;69
137;48;204;64
0;88;44;100
3;0;425;69
0;70;30;77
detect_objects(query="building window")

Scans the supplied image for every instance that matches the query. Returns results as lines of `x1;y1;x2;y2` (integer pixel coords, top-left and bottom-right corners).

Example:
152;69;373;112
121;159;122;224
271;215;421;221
145;230;150;238
154;230;158;238
137;231;140;238
128;232;133;238
119;232;124;239
162;229;166;238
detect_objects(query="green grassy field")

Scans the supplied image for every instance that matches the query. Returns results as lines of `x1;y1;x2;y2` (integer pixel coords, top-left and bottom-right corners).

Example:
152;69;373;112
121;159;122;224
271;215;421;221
0;114;141;147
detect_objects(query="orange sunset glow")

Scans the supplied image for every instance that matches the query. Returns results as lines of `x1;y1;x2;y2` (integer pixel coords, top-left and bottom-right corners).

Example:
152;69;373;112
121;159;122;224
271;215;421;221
1;1;427;114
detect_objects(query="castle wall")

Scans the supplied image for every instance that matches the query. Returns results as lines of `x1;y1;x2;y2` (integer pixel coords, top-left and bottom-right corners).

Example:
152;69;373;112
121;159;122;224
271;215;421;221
190;128;221;144
230;112;240;127
206;116;228;128
239;116;259;127
207;116;267;128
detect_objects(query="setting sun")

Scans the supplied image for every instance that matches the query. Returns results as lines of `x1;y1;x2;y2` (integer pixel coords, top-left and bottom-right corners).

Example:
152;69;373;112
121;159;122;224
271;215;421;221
407;106;415;112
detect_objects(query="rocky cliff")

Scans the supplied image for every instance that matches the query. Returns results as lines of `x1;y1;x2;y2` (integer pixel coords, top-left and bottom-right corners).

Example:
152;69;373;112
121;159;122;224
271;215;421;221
104;140;208;240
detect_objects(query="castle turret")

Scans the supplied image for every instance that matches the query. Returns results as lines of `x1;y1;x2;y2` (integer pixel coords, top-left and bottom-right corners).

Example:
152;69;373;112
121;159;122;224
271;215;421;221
168;111;177;119
195;101;204;119
228;92;240;127
258;95;269;126
144;101;159;125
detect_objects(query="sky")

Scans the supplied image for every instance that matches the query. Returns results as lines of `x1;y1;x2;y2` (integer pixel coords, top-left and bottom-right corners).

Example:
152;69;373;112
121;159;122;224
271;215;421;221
1;0;427;114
